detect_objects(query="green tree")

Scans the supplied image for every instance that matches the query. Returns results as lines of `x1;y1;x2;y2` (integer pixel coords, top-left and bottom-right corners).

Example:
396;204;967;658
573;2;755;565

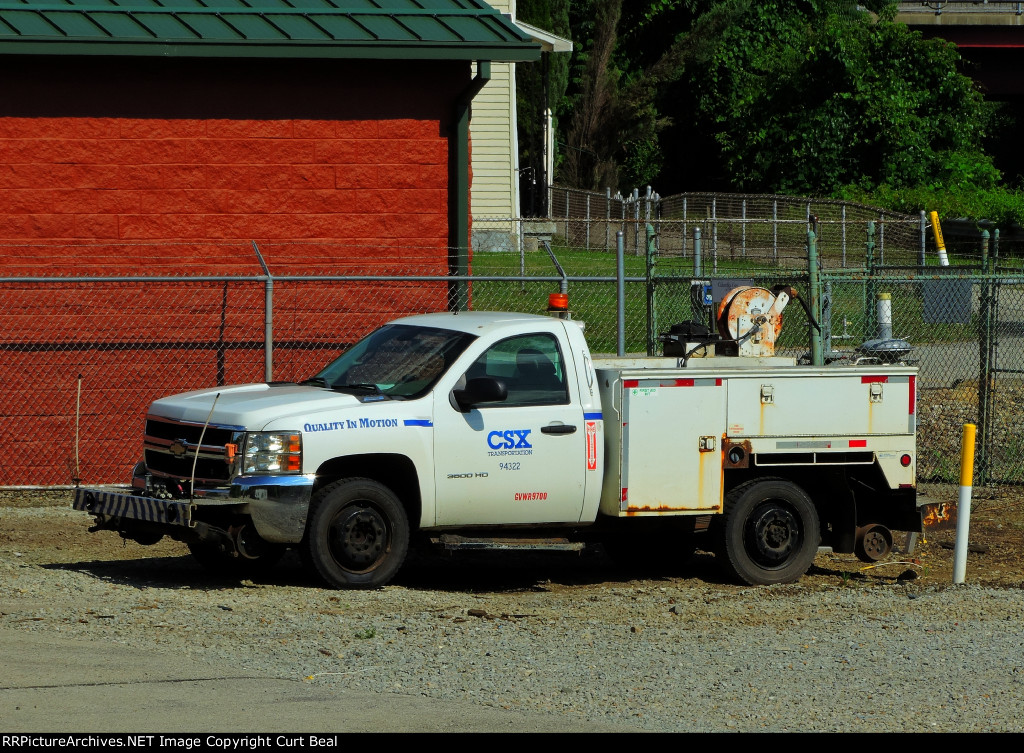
556;0;734;192
557;0;624;190
661;1;1000;197
516;0;571;214
549;0;1004;215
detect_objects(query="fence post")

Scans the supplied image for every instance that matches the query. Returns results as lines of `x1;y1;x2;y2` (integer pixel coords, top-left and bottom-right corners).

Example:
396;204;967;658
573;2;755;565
620;192;626;239
879;212;885;265
989;228;1000;479
808;230;824;367
519;217;526;293
741;198;747;259
565;187;570;243
252;242;274;382
864;221;877;340
693;226;702;277
605;187;611;252
644;185;652;239
919;210;927;269
692;226;705;325
646;223;658;356
217;282;228;386
264;277;274;382
712;196;718;273
586;193;591;251
842;204;848;268
657;193;663;257
682;196;688;258
822;280;834;360
772;200;778;264
978;229;994;484
617;230;626;356
633;188;641;255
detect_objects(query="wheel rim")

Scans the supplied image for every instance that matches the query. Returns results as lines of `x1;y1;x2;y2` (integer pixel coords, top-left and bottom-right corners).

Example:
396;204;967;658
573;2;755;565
327;503;389;572
861;530;889;560
236;524;270;560
744;501;801;569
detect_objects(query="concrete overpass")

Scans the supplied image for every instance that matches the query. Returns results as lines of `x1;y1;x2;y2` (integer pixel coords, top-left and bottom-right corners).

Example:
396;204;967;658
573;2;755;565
896;2;1024;95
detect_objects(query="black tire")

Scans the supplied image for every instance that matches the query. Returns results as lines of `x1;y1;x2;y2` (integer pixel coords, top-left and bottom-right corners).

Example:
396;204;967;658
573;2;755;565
718;477;820;585
304;478;410;589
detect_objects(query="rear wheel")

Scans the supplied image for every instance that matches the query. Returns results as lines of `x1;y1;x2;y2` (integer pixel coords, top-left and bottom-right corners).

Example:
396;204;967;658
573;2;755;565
304;478;410;589
718;478;820;585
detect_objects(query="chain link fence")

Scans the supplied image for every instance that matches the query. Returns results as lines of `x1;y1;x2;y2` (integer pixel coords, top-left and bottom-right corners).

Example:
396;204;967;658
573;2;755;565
546;187;928;265
1;241;457;487
4;191;1023;487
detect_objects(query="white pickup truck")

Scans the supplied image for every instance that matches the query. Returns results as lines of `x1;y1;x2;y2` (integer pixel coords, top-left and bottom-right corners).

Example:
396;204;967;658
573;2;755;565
73;301;923;588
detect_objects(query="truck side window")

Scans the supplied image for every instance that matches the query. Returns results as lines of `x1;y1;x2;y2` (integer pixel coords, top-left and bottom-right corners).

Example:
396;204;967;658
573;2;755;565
466;333;568;407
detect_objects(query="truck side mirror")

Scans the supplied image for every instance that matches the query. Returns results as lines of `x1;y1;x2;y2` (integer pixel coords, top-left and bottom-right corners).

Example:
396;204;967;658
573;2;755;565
452;376;508;412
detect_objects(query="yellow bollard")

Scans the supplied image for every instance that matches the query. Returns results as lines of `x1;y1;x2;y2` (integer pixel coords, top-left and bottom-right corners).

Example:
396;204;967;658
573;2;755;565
952;424;976;584
929;211;949;267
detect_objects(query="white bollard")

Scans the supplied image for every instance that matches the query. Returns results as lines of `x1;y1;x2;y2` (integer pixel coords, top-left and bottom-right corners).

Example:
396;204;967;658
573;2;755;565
952;424;976;584
877;293;893;340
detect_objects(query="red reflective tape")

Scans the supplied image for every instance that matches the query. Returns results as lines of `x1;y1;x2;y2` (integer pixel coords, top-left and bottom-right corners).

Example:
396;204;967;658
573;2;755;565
671;378;695;387
621;488;628;502
716;378;723;386
624;379;638;388
861;375;888;383
585;421;598;471
909;375;916;415
849;439;867;448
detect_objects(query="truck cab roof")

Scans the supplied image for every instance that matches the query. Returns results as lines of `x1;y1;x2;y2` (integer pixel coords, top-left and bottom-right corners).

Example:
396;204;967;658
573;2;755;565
389;311;576;337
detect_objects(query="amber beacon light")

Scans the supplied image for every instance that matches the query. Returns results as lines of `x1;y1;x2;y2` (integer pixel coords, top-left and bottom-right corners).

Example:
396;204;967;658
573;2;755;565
548;292;569;312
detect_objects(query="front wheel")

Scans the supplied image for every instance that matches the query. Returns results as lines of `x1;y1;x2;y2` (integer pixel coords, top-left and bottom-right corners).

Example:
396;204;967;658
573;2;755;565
718;478;820;585
304;478;410;589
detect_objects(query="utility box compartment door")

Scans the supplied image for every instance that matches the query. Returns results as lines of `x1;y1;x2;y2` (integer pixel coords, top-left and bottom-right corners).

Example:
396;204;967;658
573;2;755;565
618;377;726;513
725;371;916;437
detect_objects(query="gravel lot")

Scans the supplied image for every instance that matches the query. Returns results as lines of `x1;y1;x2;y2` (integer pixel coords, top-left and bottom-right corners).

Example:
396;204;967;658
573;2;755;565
2;487;1023;733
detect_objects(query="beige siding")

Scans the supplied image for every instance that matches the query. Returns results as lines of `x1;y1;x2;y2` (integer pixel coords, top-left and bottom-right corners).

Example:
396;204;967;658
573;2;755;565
470;0;518;220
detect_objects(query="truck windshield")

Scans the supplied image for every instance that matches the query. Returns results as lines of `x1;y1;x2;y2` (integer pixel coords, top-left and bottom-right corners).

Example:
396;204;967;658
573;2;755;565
309;324;477;399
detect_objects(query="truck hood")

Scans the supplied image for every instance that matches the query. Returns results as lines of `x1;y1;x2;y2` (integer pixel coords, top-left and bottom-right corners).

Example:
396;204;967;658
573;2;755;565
148;383;367;430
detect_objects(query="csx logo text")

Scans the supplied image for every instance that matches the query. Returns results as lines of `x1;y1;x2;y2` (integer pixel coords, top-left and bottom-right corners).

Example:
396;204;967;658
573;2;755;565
487;429;532;449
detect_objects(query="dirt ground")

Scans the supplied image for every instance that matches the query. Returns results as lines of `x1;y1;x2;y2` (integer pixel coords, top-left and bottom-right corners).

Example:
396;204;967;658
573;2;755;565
2;482;1022;592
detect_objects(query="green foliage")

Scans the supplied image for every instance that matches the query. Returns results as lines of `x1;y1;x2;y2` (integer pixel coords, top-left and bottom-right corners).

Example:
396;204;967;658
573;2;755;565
680;2;997;196
555;0;716;191
839;183;1024;229
549;0;1007;213
516;0;572;212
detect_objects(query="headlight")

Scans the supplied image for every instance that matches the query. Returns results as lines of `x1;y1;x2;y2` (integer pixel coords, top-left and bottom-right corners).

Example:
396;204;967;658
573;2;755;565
243;432;302;474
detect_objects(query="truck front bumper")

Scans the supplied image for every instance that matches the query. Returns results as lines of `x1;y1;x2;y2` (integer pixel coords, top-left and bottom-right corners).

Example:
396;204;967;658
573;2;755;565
74;472;316;544
73;488;194;528
227;474;317;543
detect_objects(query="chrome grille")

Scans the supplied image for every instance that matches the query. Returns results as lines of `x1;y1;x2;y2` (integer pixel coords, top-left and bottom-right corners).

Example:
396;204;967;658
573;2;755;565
144;417;241;483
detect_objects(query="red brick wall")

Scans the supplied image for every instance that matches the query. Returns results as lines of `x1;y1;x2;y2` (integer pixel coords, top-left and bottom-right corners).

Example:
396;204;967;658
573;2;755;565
0;56;470;485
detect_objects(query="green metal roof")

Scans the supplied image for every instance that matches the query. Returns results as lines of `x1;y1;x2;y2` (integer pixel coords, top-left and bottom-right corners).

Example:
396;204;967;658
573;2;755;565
0;0;541;60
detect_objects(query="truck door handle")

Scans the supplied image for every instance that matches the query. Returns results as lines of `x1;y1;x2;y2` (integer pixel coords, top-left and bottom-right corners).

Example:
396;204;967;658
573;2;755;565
541;424;577;435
